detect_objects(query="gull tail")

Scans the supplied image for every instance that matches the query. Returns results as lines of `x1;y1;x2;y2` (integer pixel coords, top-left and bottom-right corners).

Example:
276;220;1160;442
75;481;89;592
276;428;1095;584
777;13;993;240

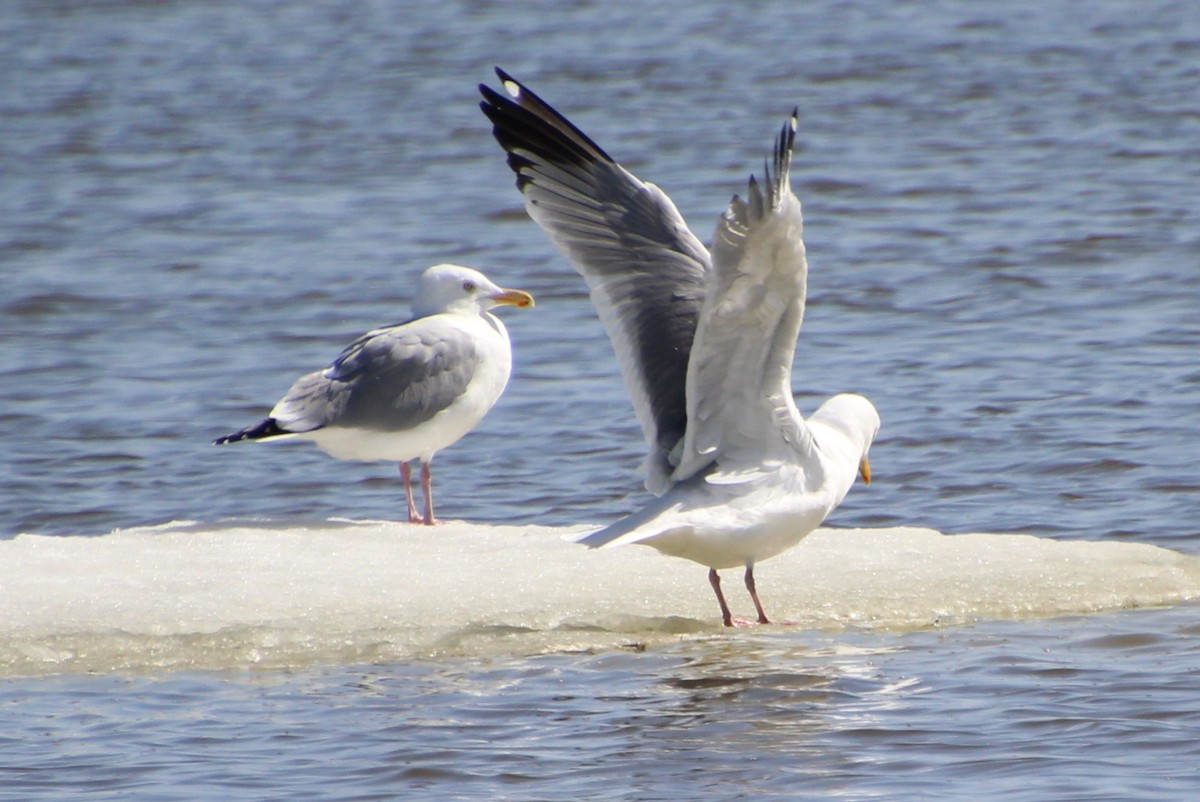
572;494;682;550
212;418;290;446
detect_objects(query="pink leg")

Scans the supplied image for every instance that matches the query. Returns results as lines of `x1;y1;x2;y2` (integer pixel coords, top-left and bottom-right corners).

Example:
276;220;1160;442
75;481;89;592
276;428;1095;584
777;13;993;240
420;460;436;525
399;463;420;523
709;568;734;627
744;565;770;624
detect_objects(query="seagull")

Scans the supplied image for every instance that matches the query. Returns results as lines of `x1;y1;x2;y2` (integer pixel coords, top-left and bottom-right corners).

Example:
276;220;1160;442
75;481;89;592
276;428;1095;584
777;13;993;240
480;70;879;626
213;263;534;525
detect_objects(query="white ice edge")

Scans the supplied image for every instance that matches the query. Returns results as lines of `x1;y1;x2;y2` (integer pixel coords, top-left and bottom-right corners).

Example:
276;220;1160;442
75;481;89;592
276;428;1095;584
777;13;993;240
1;521;1197;675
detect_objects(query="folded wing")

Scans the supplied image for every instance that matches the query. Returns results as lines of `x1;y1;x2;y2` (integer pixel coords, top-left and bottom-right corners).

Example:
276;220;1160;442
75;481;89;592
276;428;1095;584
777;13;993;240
270;322;482;434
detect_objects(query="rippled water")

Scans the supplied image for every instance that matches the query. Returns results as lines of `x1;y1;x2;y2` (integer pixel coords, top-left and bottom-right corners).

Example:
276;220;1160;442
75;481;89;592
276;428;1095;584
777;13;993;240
2;0;1199;799
3;610;1199;800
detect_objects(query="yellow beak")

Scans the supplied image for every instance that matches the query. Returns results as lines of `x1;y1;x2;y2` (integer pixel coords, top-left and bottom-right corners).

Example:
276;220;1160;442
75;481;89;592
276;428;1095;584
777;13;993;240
859;455;872;485
490;288;535;308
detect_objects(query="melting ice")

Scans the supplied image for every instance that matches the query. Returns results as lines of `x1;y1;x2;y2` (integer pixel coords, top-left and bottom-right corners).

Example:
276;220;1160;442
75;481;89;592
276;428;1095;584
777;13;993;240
1;521;1197;676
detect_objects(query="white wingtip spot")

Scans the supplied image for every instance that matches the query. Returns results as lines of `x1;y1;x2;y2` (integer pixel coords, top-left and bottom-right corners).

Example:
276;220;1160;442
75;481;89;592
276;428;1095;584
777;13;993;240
503;79;521;98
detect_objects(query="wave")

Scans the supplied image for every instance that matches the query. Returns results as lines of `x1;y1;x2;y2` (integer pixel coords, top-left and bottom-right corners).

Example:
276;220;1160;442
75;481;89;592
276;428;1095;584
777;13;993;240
2;520;1197;676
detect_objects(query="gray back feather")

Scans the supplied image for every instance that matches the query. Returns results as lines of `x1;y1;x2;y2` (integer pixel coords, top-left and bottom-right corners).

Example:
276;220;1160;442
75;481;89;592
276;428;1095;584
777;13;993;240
272;323;480;433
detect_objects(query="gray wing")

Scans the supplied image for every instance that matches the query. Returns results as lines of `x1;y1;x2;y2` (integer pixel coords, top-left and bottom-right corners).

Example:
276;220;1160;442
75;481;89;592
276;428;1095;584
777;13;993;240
480;68;710;494
674;113;814;482
269;320;481;434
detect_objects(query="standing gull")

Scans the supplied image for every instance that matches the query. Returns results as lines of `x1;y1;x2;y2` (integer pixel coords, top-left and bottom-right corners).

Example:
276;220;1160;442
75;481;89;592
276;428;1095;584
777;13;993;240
480;70;879;625
213;263;534;525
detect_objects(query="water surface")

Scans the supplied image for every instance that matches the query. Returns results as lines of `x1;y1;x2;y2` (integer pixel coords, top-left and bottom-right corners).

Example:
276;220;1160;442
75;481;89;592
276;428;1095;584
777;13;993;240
2;0;1199;799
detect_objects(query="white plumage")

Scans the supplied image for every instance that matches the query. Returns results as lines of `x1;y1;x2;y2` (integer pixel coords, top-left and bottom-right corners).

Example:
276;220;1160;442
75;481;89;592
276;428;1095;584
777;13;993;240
482;71;878;625
214;263;533;524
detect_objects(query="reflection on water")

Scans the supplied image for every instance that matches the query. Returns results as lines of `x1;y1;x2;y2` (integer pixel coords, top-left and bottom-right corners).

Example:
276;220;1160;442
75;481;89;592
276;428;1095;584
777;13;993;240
11;611;1192;801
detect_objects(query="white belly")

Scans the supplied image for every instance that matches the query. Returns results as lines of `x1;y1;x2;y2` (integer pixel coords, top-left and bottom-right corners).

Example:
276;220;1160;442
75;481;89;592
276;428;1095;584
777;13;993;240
302;394;497;463
647;502;829;569
619;467;836;569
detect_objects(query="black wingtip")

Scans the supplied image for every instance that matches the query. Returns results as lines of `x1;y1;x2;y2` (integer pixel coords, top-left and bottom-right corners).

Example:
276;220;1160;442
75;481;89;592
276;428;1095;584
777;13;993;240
479;68;616;169
770;110;797;200
485;66;527;106
212;417;287;446
778;113;797;161
729;111;797;221
494;66;516;87
477;82;507;109
492;67;530;103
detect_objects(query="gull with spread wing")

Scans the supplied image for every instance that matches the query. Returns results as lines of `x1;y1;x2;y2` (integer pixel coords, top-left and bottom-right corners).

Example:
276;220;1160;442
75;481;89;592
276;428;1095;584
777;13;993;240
481;71;878;625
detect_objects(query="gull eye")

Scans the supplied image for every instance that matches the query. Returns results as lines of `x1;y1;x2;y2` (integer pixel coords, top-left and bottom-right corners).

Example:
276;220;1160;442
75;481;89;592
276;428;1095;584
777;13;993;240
462;280;476;292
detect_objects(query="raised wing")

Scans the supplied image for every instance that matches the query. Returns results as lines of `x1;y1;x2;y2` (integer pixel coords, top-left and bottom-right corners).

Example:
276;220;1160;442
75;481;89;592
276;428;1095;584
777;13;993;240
269;319;481;434
673;113;814;482
480;68;710;494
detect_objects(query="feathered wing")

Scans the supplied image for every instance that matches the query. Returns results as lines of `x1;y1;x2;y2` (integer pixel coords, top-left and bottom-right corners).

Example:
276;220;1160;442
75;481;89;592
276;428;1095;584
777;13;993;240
673;113;814;483
480;68;710;494
268;320;483;434
577;113;819;552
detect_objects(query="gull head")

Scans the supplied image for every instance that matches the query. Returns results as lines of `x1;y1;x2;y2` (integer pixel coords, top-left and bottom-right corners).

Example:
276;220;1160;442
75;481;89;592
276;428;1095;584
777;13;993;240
413;263;535;317
810;393;880;486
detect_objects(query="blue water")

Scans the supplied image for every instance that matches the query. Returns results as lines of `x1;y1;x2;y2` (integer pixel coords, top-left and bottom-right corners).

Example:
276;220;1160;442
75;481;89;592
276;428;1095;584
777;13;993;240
2;0;1200;799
